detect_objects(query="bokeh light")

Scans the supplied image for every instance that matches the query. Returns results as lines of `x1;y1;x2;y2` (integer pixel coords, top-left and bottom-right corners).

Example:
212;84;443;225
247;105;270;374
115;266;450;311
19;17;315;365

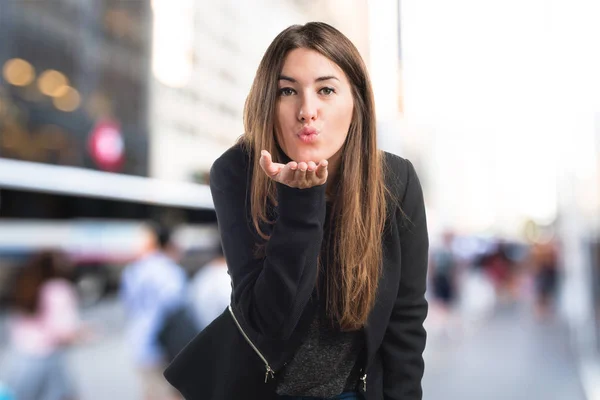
2;58;35;86
52;87;81;112
37;69;70;97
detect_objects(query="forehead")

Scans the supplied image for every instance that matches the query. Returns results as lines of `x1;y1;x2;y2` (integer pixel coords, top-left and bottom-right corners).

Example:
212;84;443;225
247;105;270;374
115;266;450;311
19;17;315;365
280;48;346;81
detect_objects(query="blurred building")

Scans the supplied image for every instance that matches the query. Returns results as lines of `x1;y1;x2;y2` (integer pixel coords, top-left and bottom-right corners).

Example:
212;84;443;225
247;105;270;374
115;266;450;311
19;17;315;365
0;0;151;176
0;0;215;306
0;0;217;219
0;0;161;221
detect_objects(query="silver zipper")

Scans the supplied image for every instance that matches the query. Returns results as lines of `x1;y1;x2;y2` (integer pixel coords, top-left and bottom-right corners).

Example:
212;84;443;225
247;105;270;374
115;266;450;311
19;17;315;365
228;305;275;383
360;373;367;392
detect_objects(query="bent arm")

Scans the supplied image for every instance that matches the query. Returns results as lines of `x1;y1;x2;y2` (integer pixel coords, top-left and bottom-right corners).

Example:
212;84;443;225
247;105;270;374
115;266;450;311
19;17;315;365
210;151;326;340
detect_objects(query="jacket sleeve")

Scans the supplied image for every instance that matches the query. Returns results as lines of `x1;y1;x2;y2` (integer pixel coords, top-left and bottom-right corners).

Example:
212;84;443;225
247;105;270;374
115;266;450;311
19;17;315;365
381;159;429;400
209;149;326;340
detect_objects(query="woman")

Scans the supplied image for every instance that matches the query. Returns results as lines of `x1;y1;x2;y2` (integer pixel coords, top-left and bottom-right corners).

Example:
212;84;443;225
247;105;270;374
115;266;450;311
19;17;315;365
170;22;428;400
5;251;84;400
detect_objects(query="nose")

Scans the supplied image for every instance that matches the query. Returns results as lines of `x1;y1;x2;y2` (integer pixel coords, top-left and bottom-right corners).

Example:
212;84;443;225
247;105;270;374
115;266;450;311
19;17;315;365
298;94;317;122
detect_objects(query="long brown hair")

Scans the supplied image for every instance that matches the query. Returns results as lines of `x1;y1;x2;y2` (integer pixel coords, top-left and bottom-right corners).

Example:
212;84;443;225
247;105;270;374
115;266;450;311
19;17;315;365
241;22;388;331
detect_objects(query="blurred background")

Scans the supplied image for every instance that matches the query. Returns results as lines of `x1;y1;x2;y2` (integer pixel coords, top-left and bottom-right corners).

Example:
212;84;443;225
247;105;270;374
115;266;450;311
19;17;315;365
0;0;598;399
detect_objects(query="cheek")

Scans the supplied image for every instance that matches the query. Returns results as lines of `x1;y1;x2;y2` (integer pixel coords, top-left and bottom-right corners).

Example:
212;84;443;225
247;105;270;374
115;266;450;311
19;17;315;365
276;103;295;134
275;103;296;152
332;101;354;141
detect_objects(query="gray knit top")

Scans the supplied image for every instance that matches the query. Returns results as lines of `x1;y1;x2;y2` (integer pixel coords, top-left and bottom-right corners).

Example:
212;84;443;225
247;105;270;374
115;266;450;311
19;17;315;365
275;306;364;398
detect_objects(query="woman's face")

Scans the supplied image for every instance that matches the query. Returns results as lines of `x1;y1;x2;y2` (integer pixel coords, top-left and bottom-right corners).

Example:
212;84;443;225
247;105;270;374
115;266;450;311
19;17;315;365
275;48;354;165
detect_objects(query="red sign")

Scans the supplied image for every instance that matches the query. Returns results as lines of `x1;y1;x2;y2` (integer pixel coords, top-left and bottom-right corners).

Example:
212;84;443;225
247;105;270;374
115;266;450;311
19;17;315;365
88;120;124;172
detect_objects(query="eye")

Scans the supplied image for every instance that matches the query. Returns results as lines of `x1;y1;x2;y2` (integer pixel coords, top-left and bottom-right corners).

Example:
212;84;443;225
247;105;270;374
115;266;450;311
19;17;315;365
319;87;335;95
278;87;296;96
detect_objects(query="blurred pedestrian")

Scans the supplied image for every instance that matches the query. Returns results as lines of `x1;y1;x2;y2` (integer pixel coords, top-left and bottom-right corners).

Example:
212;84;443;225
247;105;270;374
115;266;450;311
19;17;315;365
165;22;429;400
429;231;459;335
480;240;515;301
530;232;560;320
5;250;85;400
188;245;231;331
121;224;194;400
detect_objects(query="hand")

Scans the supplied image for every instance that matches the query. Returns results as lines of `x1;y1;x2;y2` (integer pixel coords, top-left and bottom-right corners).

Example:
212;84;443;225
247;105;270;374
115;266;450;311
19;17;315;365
259;150;328;189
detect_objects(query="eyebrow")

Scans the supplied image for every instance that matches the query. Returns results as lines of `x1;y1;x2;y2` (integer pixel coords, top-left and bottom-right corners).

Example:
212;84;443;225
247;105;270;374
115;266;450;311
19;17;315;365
278;75;339;83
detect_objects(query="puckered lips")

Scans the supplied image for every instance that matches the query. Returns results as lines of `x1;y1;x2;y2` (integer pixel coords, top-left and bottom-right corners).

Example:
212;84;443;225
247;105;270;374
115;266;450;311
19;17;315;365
297;125;319;144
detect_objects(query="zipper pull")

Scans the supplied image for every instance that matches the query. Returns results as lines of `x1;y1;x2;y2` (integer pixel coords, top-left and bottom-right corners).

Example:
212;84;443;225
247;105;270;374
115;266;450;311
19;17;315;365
360;373;367;392
265;366;275;383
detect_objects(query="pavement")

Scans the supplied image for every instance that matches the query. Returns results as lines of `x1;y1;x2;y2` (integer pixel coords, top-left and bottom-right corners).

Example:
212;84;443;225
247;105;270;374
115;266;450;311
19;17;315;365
423;301;586;400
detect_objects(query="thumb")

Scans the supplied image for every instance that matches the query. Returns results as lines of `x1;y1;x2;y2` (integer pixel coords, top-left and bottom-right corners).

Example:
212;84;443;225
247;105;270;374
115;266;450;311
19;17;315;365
315;160;329;180
259;150;280;177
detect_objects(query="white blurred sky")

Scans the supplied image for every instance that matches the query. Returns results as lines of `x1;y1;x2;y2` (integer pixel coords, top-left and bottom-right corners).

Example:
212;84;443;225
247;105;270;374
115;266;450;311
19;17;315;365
400;0;600;236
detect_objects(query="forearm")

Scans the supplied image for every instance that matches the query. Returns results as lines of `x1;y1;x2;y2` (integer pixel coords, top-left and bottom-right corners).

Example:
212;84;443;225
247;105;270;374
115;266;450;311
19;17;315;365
212;170;326;340
246;183;326;338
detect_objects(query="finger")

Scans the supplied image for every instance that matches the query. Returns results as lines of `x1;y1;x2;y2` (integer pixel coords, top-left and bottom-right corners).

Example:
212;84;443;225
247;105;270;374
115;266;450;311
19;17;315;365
279;162;298;182
295;162;308;183
315;160;328;179
297;162;308;172
305;161;317;182
305;169;316;185
259;150;283;177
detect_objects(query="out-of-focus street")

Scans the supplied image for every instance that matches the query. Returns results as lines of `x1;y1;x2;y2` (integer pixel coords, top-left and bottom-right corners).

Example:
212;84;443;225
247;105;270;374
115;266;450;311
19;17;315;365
424;303;585;400
0;293;585;400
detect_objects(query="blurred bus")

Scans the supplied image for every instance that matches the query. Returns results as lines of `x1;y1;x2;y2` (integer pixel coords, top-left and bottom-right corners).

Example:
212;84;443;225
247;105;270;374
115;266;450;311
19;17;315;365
0;158;218;307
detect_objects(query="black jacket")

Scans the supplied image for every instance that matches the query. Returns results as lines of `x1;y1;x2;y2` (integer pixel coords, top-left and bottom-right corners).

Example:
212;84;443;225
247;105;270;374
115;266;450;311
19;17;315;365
197;144;427;399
